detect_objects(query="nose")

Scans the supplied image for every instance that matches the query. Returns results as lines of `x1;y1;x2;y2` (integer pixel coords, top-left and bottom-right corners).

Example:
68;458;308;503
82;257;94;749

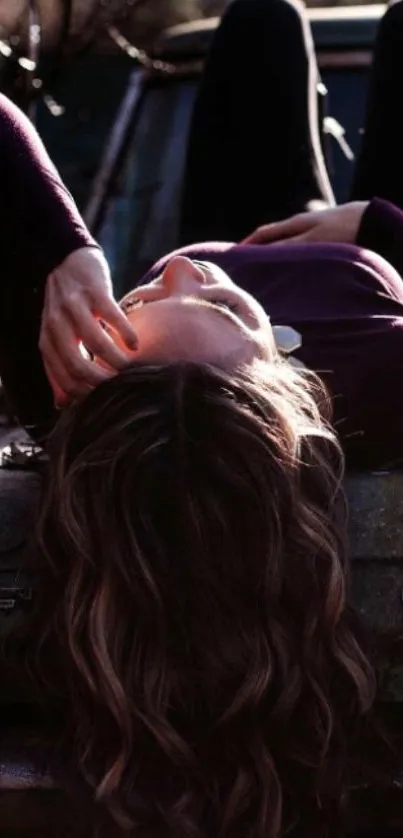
161;256;206;295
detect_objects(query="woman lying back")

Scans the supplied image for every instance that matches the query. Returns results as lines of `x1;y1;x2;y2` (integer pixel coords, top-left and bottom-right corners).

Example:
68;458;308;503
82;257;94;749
1;0;401;831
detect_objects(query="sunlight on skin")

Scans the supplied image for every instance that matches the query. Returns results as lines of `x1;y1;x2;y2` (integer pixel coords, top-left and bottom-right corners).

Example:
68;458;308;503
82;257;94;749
110;256;276;371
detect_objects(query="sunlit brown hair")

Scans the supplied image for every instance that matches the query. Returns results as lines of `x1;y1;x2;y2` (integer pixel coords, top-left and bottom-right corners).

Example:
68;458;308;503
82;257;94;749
29;359;375;837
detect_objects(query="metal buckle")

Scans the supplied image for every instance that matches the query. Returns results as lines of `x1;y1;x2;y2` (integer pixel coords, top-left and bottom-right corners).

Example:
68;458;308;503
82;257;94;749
0;573;33;614
0;441;48;471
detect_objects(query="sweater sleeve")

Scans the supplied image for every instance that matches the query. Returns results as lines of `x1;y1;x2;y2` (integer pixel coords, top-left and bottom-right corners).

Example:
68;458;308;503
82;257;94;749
0;93;99;286
356;197;403;278
0;95;100;434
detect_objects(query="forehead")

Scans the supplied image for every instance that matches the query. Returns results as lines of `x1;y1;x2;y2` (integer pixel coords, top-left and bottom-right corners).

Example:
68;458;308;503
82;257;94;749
126;297;256;367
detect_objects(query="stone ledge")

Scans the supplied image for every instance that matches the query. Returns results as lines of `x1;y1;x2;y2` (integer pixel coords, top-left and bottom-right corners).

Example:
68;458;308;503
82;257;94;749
347;472;403;560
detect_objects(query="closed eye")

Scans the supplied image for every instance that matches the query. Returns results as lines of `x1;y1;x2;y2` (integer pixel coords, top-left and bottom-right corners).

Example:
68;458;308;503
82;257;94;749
210;299;239;314
123;296;240;314
122;297;143;312
121;294;249;329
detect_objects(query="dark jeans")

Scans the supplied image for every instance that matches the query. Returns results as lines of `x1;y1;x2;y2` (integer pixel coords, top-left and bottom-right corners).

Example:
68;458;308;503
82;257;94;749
180;0;335;245
180;0;403;246
351;0;403;204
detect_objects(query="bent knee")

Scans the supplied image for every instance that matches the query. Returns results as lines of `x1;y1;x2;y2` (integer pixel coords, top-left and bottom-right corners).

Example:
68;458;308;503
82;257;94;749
219;0;308;35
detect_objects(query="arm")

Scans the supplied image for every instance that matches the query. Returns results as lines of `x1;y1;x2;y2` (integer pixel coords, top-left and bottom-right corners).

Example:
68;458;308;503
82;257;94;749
0;93;98;285
0;96;136;434
0;93;90;433
356;198;403;278
243;197;403;280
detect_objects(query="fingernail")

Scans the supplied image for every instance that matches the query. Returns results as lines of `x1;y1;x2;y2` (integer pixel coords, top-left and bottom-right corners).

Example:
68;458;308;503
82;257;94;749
126;337;138;350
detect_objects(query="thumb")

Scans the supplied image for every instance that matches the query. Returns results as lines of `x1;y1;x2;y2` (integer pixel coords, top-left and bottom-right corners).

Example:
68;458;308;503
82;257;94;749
43;361;71;408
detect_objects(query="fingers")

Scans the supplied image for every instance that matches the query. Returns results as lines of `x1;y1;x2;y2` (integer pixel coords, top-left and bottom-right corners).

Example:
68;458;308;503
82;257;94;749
95;294;138;350
42;360;71;409
40;267;141;401
40;315;112;401
241;213;312;245
269;233;308;246
68;304;135;371
40;282;113;400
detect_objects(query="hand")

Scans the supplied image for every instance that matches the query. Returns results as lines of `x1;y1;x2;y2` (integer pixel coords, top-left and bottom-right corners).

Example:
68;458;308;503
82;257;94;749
242;201;369;246
39;247;138;406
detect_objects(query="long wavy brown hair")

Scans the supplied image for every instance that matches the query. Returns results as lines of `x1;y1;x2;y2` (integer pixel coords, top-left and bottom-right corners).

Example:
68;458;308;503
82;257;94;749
28;359;375;837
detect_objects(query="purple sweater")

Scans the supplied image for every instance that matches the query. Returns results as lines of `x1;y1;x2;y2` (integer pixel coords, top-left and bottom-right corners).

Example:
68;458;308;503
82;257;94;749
1;94;403;466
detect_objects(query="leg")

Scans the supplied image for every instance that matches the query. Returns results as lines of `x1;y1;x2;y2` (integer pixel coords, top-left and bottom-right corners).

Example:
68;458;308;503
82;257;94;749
351;1;403;207
179;0;335;245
